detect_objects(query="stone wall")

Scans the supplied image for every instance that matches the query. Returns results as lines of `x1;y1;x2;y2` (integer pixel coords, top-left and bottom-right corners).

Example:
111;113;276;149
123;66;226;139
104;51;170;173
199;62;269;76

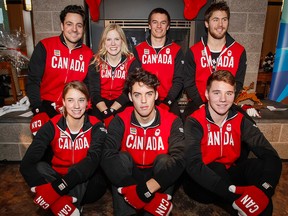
226;0;267;88
0;122;32;161
257;123;288;159
31;0;85;44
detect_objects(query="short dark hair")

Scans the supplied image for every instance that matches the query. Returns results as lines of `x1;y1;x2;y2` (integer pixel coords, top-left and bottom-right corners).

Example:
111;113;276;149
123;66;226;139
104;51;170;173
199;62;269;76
206;70;235;92
60;5;86;26
148;8;171;26
125;68;160;93
204;1;230;22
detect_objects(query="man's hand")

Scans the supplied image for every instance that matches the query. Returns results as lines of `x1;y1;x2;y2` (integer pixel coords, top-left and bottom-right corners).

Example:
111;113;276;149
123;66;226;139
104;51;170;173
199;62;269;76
144;193;173;216
31;183;61;210
229;185;269;216
101;108;116;127
51;196;80;216
241;104;261;118
100;109;113;119
118;185;147;209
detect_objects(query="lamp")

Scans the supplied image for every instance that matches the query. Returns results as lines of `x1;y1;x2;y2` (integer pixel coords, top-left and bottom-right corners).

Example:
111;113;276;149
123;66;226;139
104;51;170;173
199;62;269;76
23;0;32;11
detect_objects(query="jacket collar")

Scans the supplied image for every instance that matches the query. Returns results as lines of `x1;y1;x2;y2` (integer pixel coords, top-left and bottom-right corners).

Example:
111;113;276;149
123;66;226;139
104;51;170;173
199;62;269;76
60;33;83;49
205;103;239;123
146;35;172;47
130;107;160;128
201;32;235;48
100;54;128;65
57;113;92;132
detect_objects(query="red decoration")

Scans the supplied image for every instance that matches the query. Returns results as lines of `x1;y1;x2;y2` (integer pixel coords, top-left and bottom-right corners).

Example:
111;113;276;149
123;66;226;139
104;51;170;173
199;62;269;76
183;0;207;20
85;0;102;22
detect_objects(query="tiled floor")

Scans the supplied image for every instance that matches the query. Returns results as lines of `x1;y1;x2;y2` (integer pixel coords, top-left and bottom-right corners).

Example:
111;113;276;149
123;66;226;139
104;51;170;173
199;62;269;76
0;161;287;216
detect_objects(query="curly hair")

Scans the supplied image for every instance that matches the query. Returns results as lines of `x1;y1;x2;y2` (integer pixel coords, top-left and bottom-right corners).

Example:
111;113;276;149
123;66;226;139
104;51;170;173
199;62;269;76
125;68;160;93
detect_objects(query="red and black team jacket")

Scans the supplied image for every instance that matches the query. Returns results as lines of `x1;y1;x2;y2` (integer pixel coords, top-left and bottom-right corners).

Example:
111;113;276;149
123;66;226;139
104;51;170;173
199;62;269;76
191;105;243;168
49;115;100;175
184;33;247;107
119;107;175;168
184;105;282;201
27;34;93;110
134;37;184;103
88;55;137;106
101;106;185;189
20;113;106;191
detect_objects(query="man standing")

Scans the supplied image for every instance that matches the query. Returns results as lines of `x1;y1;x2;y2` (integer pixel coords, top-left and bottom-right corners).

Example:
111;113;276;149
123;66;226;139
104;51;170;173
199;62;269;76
183;1;247;119
27;5;93;134
134;8;184;116
101;68;185;216
183;70;282;216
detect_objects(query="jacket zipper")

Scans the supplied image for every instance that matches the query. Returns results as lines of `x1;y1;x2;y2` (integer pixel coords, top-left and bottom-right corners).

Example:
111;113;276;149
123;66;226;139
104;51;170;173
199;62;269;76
143;129;147;165
131;121;159;166
220;126;223;157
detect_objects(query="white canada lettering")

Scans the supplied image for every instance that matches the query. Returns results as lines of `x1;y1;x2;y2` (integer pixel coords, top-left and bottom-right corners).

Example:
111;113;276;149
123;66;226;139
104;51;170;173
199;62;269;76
240;195;259;213
200;56;234;68
207;131;234;146
126;135;164;150
57;204;72;216
35;196;49;209
142;54;172;64
58;137;89;149
101;69;126;79
155;198;170;215
51;56;85;72
31;120;42;129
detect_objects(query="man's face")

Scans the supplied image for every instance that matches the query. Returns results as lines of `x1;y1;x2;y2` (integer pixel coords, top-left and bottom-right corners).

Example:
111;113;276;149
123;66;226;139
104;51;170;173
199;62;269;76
129;82;158;123
205;80;235;117
149;13;170;40
205;10;229;40
61;13;84;49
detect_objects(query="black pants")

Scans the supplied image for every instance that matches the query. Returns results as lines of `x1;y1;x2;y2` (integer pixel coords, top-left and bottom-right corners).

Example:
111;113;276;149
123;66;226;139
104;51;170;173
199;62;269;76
112;152;174;216
183;159;273;216
36;162;107;209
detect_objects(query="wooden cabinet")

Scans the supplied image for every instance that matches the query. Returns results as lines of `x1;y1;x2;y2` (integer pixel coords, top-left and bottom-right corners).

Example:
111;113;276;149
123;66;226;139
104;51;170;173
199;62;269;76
256;70;273;99
0;62;20;105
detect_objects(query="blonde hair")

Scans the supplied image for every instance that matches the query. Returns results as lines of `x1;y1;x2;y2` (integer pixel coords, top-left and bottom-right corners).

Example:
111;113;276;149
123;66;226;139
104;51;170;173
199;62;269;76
91;23;133;68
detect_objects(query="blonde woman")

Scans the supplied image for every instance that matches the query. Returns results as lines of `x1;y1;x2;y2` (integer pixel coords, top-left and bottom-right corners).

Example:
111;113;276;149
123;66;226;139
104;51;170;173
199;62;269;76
88;23;139;126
